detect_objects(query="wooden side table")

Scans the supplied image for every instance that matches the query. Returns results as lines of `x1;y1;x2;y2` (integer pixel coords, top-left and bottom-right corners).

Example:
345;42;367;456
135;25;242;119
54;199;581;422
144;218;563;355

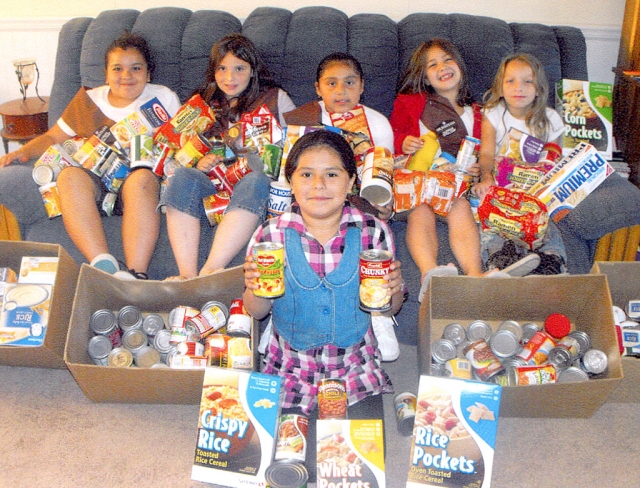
0;96;49;154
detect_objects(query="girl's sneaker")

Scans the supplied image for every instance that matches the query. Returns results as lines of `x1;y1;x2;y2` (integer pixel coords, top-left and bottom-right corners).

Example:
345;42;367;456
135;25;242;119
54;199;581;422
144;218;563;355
371;313;400;362
90;253;119;275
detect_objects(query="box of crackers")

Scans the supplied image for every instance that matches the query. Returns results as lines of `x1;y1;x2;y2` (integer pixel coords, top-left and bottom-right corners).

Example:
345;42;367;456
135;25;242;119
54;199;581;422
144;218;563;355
556;79;613;160
406;375;501;488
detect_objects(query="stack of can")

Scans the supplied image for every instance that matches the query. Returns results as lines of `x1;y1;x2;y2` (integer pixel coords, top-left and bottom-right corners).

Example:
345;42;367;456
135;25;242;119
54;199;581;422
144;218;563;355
430;316;607;386
265;414;310;488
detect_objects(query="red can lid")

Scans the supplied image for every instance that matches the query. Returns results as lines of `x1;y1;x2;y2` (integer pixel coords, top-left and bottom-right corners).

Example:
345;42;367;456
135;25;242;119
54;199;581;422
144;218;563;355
544;313;571;339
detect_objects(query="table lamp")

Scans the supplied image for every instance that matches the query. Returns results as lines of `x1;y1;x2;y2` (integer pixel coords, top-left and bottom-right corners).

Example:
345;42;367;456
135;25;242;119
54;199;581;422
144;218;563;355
13;59;45;103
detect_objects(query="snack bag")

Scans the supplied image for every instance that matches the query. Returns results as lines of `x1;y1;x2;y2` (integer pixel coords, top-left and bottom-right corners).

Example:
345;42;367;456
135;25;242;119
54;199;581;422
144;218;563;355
423;170;457;217
154;94;216;150
497;128;544;163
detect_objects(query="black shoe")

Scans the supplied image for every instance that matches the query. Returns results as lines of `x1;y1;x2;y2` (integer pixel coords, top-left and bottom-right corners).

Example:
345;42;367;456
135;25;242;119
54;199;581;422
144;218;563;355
486;240;529;270
530;253;564;275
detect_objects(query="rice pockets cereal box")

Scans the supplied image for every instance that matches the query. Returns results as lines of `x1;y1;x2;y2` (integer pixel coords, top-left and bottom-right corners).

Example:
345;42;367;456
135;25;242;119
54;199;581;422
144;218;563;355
317;419;385;488
407;376;501;488
191;367;281;487
556;80;613;159
0;283;51;346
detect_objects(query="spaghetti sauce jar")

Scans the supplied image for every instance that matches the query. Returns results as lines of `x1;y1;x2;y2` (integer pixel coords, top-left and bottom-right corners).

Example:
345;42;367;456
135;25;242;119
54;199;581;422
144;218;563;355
359;249;392;312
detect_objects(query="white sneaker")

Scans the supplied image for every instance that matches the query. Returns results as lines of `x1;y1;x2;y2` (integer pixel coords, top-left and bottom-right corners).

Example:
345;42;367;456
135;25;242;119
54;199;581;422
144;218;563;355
371;313;400;362
90;253;119;274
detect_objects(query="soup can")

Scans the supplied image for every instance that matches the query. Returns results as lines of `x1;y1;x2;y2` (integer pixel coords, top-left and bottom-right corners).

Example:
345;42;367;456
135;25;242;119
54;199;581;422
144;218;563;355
87;334;113;366
225;157;253;187
32;163;56;186
489;329;520;359
118;305;143;332
580;348;608;375
507;364;557;386
317;378;348;420
107;347;133;368
557;366;590;383
207;162;233;194
203;191;231;226
516;330;556;365
174;133;212;167
520;322;542;345
538;142;563;166
431;338;458;364
274;414;309;463
205;333;230;367
394;392;417;436
252;242;285;298
142;313;166;337
265;460;309;488
466;320;493;342
185;300;228;341
121;328;148;357
89;309;122;347
267;180;293;219
497;320;523;342
134;345;161;368
444;358;473;379
464;339;504;382
226;298;251;337
39;182;62;218
359;249;392;312
442;322;467;345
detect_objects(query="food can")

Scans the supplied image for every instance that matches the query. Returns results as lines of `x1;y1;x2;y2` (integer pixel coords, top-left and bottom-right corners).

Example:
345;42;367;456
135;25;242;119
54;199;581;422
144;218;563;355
464;339;504;382
252;242;285;298
497;320;523;341
431;338;458;364
265;460;309;488
274;414;309;463
168;305;200;329
557;366;590;383
520;322;541;345
118;305;144;332
580;348;608;375
466;320;493;342
185;300;228;340
516;330;556;365
134;345;161;368
358;249;392;312
567;330;592;357
225;157;253;188
107;347;134;368
538;142;563;165
121;328;148;356
152;329;174;355
87;334;113;366
267;180;293;219
444;358;473;379
89;309;122;347
501;356;528;371
456;339;473;359
507;364;557;386
174;133;212;167
208;136;226;157
129;134;154;169
176;340;205;356
455;135;481;172
39;182;62;218
317;378;348;420
101;192;118;217
226;298;251;337
547;336;581;370
430;362;446;376
261;144;284;180
205;333;230;367
227;337;252;370
394;392;417;436
32;163;56;186
489;329;520;359
203;191;231;226
442;322;467;345
207;162;234;194
142;313;166;337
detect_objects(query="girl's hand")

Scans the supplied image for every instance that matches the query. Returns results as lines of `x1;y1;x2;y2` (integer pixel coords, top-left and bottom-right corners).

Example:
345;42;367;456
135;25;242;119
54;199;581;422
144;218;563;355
0;149;28;168
464;161;481;178
384;260;403;295
195;153;223;173
471;178;495;201
402;135;423;155
372;200;394;221
243;254;260;291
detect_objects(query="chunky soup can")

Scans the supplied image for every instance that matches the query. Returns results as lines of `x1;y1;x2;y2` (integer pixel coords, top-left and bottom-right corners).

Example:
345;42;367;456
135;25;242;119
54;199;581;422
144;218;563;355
252;242;285;298
359;249;392;312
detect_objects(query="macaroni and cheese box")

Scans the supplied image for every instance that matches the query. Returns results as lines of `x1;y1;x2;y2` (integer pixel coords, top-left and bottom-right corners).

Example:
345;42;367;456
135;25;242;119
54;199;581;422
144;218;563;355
191;367;281;487
406;375;501;488
317;419;385;488
556;79;613;159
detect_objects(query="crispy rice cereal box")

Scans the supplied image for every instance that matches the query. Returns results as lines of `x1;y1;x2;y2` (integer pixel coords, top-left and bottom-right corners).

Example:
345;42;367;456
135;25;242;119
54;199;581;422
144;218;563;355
556;80;613;159
191;367;281;487
407;376;501;488
317;419;385;488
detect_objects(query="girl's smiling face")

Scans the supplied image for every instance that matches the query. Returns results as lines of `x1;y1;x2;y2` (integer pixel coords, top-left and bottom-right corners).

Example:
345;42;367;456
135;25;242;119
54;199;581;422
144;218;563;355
502;59;537;117
105;48;150;108
315;61;364;113
215;52;252;99
424;46;462;98
290;146;356;222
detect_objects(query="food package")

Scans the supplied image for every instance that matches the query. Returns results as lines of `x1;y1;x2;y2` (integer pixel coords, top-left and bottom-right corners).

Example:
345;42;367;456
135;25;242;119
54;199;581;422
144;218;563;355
154;94;217;150
328;105;374;161
110;111;150;149
497;128;544;163
494;157;552;192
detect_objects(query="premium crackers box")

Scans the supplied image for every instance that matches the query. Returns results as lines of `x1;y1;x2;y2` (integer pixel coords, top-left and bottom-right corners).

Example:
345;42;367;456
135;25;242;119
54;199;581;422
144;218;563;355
556;79;613;160
191;367;281;487
317;419;386;488
406;375;501;488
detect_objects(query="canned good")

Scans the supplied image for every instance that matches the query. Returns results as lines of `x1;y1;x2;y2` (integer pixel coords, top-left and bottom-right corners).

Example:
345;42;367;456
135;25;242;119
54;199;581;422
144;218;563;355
226;298;251;337
227;337;252;370
152;329;174;354
118;305;143;332
134;345;161;367
430;362;446;376
89;309;122;347
174;133;212;167
520;322;541;345
208;136;226;158
101;192;118;217
456;340;472;359
442;322;467;345
317;378;348;420
497;320;522;341
567;330;592;357
265;459;309;488
464;339;504;382
87;334;113;366
444;358;473;379
252;242;285;298
538;142;562;165
39;182;62;218
466;320;493;342
455;135;481;172
507;364;557;386
121;328;148;356
547;336;581;370
167;305;200;330
501;356;528;370
203;191;231;226
129;134;154;169
205;333;230;367
489;329;520;359
358;249;392;312
225;157;253;187
185;300;228;340
107;347;134;367
267;180;293;219
177;340;205;356
394;392;417;436
32;163;56;186
516;330;556;365
274;414;309;462
431;338;458;364
142;313;166;337
580;348;608;375
557;366;590;383
207;162;234;194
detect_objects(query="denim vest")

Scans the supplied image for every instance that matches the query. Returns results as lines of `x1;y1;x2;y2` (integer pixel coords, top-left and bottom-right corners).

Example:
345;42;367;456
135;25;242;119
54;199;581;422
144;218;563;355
272;226;370;350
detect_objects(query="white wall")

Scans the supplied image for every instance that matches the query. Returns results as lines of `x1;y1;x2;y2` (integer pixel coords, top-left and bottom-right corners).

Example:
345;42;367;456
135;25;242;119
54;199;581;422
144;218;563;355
0;1;625;154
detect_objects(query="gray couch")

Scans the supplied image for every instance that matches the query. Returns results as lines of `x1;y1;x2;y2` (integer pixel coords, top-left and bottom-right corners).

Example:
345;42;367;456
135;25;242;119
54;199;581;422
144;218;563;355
1;6;639;342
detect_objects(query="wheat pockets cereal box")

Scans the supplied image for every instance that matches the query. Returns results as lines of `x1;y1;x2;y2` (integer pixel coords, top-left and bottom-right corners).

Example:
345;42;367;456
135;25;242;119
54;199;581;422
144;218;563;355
556;80;613;159
191;368;281;487
407;376;502;488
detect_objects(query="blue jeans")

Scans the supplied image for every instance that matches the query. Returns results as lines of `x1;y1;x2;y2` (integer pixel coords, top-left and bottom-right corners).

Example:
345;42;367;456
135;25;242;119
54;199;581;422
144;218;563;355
159;166;270;221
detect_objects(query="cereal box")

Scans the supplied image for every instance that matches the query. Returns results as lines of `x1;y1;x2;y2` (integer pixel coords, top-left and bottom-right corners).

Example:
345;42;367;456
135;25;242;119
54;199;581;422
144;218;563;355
528;142;614;222
0;283;52;346
406;375;501;488
317;419;385;488
191;367;281;487
556;79;613;159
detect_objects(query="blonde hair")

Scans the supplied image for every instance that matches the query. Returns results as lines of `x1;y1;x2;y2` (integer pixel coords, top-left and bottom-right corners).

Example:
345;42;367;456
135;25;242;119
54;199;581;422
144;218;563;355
483;53;550;140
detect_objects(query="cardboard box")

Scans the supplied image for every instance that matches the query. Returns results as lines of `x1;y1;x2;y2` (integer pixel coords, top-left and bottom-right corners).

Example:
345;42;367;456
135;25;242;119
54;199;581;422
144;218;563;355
556;79;613;159
418;275;622;417
591;261;640;403
65;264;258;403
0;241;79;369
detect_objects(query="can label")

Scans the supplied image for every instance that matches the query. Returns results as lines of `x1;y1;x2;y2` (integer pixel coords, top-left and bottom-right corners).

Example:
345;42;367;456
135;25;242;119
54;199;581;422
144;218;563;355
252;242;285;298
207;162;234;194
274;414;309;462
227;337;252;370
205;333;230;367
226;298;251;337
318;378;348;420
444;358;473;379
516;330;556;365
464;339;504;381
130;134;154;169
510;364;557;385
455;135;481;172
394;392;416;436
267;180;292;219
359;249;392;312
177;340;205;356
39;182;62;218
225;157;252;187
174;133;212;167
538;142;562;165
203;191;231;226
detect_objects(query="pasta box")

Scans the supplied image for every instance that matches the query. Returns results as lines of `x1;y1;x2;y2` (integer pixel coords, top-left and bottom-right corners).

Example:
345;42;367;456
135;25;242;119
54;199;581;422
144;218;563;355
418;274;622;417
